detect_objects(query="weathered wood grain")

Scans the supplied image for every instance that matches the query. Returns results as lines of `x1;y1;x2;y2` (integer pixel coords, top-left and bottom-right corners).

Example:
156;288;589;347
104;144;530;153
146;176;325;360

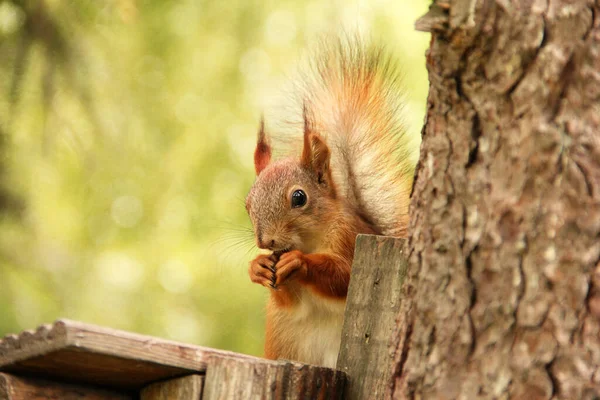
0;372;132;400
0;320;347;397
202;355;346;400
140;374;203;400
336;234;407;400
0;319;255;390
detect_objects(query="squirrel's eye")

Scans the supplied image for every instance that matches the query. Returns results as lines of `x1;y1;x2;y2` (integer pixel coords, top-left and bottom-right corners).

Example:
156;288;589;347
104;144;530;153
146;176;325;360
291;189;307;208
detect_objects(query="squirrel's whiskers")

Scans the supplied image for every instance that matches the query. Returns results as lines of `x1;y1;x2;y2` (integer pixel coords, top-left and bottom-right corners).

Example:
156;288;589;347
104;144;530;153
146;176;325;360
206;220;258;271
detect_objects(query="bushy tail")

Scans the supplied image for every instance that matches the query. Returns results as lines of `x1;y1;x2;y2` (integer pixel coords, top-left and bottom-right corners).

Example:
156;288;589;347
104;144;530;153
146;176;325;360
269;37;416;237
308;37;416;236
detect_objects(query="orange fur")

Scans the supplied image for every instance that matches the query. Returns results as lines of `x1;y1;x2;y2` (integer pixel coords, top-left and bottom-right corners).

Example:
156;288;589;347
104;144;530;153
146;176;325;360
245;37;415;367
254;117;271;175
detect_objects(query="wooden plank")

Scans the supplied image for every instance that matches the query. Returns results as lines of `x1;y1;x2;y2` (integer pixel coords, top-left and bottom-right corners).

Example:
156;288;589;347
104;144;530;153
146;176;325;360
202;355;346;400
336;235;408;400
0;320;256;390
140;374;203;400
0;372;132;400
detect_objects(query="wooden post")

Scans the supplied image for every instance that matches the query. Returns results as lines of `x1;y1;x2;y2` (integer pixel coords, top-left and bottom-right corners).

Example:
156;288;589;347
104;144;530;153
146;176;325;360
140;375;203;400
336;235;408;400
203;356;346;400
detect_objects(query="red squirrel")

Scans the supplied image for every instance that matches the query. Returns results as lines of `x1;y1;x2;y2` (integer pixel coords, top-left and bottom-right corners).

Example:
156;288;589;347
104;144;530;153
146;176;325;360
245;39;414;368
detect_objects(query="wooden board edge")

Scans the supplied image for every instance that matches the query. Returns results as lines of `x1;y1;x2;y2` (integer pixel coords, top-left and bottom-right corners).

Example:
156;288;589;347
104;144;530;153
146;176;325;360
1;319;262;373
0;322;68;369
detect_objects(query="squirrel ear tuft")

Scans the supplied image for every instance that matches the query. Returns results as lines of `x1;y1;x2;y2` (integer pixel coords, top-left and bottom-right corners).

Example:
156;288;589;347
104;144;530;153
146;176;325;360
254;116;271;176
301;107;330;184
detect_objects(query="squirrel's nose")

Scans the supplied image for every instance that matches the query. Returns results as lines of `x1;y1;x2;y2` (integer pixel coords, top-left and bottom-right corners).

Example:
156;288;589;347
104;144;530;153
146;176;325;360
257;234;276;250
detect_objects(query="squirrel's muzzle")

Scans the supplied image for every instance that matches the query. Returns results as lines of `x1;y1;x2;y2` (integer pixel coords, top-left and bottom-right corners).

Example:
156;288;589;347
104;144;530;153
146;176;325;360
257;233;277;250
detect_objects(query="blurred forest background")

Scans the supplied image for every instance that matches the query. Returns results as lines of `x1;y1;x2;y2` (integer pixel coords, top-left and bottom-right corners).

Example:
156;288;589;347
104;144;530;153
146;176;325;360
0;0;429;356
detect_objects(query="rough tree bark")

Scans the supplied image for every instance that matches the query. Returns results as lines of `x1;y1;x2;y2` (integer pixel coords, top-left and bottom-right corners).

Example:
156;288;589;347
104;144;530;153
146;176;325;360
389;0;600;399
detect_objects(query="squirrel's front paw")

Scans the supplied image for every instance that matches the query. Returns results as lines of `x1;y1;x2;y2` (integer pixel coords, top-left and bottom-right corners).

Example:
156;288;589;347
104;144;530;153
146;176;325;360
274;250;308;287
249;254;277;289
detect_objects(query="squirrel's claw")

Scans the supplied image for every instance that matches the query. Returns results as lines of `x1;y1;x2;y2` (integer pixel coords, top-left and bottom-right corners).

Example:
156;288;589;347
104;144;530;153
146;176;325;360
274;250;308;286
249;251;308;289
249;254;277;289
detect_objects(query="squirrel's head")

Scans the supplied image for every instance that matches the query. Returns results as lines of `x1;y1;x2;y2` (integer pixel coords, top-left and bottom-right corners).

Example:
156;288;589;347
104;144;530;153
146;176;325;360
245;110;338;254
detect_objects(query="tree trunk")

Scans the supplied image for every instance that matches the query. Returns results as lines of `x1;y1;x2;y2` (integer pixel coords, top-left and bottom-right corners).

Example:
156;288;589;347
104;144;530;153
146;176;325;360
389;0;600;399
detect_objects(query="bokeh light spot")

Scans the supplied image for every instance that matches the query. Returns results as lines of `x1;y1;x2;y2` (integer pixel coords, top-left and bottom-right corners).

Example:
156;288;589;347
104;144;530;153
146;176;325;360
0;2;25;35
239;48;271;83
158;259;193;294
95;252;145;291
111;195;144;228
265;10;297;46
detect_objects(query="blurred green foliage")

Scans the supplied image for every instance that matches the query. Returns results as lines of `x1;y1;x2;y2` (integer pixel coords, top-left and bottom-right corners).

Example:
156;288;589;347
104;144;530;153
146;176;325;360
0;0;429;356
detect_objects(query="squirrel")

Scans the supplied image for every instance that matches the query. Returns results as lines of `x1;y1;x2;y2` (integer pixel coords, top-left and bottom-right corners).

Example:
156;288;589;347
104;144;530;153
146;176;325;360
245;38;415;368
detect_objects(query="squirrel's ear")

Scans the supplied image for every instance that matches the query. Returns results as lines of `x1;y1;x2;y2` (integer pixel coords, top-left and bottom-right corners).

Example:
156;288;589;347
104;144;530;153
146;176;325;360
254;116;271;176
301;107;330;184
